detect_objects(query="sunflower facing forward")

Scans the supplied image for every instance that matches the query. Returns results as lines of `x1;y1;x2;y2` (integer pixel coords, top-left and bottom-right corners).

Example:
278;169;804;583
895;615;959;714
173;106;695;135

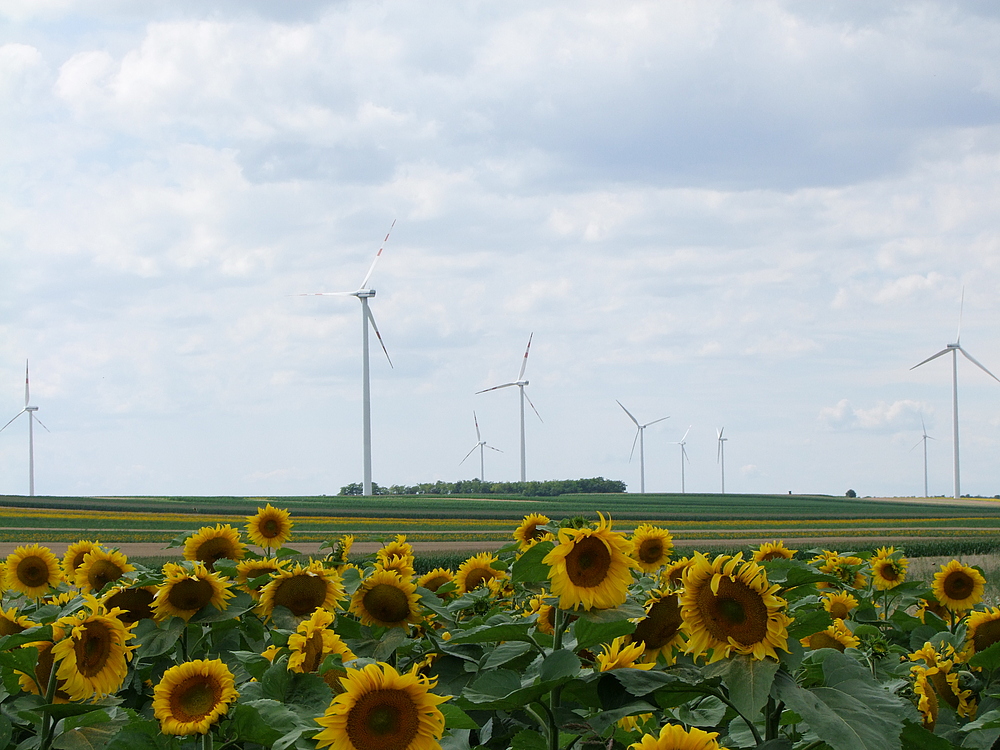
752;541;797;562
964;607;1000;659
6;544;61;599
62;540;102;579
51;596;138;701
933;560;986;611
153;659;238;735
75;547;135;593
455;552;506;594
350;569;422;629
628;723;729;750
154;562;234;622
313;662;449;750
259;561;344;619
246;503;294;550
513;513;551;550
870;546;908;591
631;590;685;665
183;524;246;570
681;552;792;663
630;524;674;573
543;513;636;611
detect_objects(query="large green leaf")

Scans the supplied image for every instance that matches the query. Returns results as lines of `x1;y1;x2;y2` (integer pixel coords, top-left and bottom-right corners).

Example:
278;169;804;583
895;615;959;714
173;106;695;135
52;709;128;750
539;649;580;682
440;703;479;730
787;609;833;640
447;622;534;645
573;616;635;651
969;641;1000;671
704;655;778;718
132;617;185;659
510;541;554;584
484;641;534;670
899;720;956;749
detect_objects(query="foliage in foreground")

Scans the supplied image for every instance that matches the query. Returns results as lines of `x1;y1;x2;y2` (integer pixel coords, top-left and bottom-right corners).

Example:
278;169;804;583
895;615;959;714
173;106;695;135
1;506;1000;750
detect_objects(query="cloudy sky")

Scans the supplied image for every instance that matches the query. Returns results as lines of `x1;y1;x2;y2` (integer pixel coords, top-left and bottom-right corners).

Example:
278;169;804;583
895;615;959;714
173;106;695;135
2;0;1000;499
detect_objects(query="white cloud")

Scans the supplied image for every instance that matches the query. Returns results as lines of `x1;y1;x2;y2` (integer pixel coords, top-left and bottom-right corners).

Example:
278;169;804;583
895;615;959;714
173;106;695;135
819;399;930;431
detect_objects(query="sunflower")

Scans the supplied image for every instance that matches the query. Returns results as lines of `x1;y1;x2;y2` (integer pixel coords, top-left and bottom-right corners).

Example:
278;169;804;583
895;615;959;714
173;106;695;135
246;503;294;550
236;557;288;598
154;562;234;622
933;560;986;611
327;535;355;566
800;619;859;652
103;585;156;624
350;569;422;629
75;548;135;593
817;554;867;589
681;552;792;663
378;535;414;564
910;662;976;723
821;591;859;621
153;659;238;736
597;636;655;672
183;524;246;570
62;540;102;579
0;606;35;636
660;557;693;589
964;607;1000;660
415;568;454;596
751;541;797;562
869;546;908;591
5;544;61;599
513;513;551;550
313;662;449;750
288;608;356;674
628;723;729;750
912;667;939;731
631;591;685;664
455;552;507;594
630;524;674;573
917;595;952;623
376;555;416;580
51;596;138;701
543;513;636;611
259;561;344;620
18;641;71;702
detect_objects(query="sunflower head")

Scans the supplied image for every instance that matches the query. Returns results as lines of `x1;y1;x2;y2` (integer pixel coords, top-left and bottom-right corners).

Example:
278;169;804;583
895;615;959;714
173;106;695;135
821;591;859;621
631;591;685;665
628;722;727;750
153;659;238;735
543;513;636;611
75;548;135;593
183;524;246;570
596;636;654;672
964;607;1000;660
801;619;859;652
416;568;455;597
103;585;157;624
752;541;797;562
51;596;138;701
288;608;356;675
630;524;674;573
236;558;288;598
513;513;551;550
933;560;986;611
154;561;234;622
350;569;422;629
817;554;867;589
62;540;102;579
259;561;344;620
326;534;355;566
6;544;61;599
377;536;414;564
455;552;507;594
0;606;36;637
376;555;416;580
246;503;294;550
659;557;693;589
870;546;908;591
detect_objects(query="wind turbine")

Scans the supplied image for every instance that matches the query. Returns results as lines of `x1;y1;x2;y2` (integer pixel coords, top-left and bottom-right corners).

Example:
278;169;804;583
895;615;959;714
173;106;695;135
716;427;728;494
459;412;502;482
911;418;935;498
910;292;999;499
297;222;395;496
1;361;49;497
673;426;691;493
616;400;668;494
476;334;541;482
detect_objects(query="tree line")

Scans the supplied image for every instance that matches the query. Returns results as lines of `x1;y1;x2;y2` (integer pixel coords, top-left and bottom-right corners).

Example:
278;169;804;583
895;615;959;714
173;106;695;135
338;477;626;496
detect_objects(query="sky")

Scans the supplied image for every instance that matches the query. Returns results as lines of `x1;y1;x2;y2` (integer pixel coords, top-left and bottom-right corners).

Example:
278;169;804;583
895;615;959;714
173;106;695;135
2;0;1000;499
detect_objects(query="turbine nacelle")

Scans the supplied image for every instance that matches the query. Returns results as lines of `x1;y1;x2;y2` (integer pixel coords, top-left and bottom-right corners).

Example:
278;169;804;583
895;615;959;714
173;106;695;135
25;406;38;412
355;289;376;298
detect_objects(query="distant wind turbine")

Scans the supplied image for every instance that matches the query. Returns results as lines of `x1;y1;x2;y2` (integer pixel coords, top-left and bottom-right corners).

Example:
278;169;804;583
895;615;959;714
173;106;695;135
297;222;395;496
459;412;502;482
911;418;935;499
910;291;999;499
1;361;49;497
673;426;692;493
616;400;669;494
717;427;728;494
477;334;541;482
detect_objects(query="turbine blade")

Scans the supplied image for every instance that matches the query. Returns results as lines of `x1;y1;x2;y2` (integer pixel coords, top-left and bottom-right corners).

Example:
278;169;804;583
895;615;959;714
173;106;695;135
0;409;26;433
33;414;50;432
292;291;356;297
911;348;952;370
473;411;481;442
681;426;691;442
523;389;543;422
359;219;396;290
24;360;29;406
486;444;503;453
958;346;1000;383
644;416;670;428
517;333;533;381
459;444;478;465
365;305;393;368
616;400;640;427
476;382;517;394
628;429;639;462
682;445;690;463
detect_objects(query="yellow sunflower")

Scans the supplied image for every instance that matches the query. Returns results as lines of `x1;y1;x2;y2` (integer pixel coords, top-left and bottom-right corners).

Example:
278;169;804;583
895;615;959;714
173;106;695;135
0;606;35;636
377;535;414;564
817;554;867;589
631;591;685;665
6;544;61;599
288;608;356;674
630;524;674;573
933;560;986;611
327;535;355;566
869;546;908;591
800;619;859;652
154;562;234;622
455;552;507;594
964;607;1000;660
911;663;976;723
681;552;792;663
236;557;288;598
75;547;135;593
376;555;416;580
751;541;797;562
350;569;422;629
313;662;449;750
102;585;157;624
628;722;729;750
258;561;344;620
153;659;238;736
62;540;102;579
246;503;294;550
183;524;246;570
917;595;952;623
821;591;859;621
660;557;693;589
543;513;636;611
912;667;939;730
513;513;551;550
597;636;655;672
415;568;454;597
18;641;71;702
51;596;138;701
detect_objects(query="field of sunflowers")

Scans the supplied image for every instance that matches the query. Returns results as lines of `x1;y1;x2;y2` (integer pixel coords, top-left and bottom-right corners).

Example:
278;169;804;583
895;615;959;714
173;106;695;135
2;504;1000;750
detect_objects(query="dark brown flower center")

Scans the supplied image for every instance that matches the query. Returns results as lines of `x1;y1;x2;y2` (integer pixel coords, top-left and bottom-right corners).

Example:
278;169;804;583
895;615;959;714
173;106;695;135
974;618;1000;654
696;575;769;647
87;560;125;591
167;578;214;612
106;588;155;624
566;536;611;588
16;556;51;589
347;688;419;750
633;595;683;650
944;571;974;601
74;621;113;677
171;676;222;723
638;540;663;565
363;584;411;625
274;575;328;616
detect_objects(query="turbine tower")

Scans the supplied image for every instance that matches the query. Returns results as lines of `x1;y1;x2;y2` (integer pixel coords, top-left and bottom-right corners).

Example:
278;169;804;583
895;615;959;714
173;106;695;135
717;427;728;494
1;361;49;497
673;426;691;493
911;418;935;499
459;411;502;482
297;222;395;496
910;293;999;499
477;334;541;482
616;400;668;494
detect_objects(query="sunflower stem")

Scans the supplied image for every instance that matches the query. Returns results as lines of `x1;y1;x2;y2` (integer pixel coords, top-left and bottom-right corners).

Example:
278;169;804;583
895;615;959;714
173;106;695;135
712;690;763;746
38;656;60;750
765;697;784;741
202;730;212;750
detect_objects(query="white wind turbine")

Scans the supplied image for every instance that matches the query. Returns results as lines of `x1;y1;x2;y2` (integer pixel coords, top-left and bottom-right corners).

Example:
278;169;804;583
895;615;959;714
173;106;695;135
911;418;935;499
476;334;541;482
616;400;669;494
1;361;49;497
673;426;692;493
910;292;999;499
297;222;395;496
459;412;502;482
717;427;728;494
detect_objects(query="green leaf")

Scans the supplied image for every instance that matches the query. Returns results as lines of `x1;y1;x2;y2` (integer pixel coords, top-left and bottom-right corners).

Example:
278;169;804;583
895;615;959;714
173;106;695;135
190;591;255;623
674;695;727;727
900;719;955;749
704;655;779;718
228;701;297;746
539;649;580;682
0;645;40;681
132;617;185;659
483;641;533;670
970;641;1000;671
577;603;645;623
447;622;533;645
586;701;656;734
0;714;10;750
440;703;479;730
0;626;52;652
374;627;409;661
787;608;833;640
573;616;635;651
511;728;547;750
102;721;164;750
465;670;520;699
52;710;127;750
33;704;109;720
510;541;553;584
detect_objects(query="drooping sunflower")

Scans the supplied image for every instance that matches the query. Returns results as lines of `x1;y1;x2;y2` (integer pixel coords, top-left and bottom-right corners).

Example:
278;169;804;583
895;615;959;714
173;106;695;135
183;524;246;570
630;590;685;664
376;555;416;580
236;557;288;598
153;659;238;736
75;547;135;593
800;619;859;652
51;596;138;701
313;662;449;750
933;560;986;611
259;561;344;619
350;569;422;629
62;540;102;579
597;636;655;672
751;541;797;562
628;722;729;750
630;524;674;573
681;552;792;663
288;608;356;674
910;662;976;723
817;554;867;589
415;568;454;597
455;552;507;594
0;606;35;636
869;546;908;591
327;534;355;566
964;607;1000;659
543;513;636;611
513;513;551;550
246;503;294;550
154;562;234;622
912;666;939;730
5;544;61;599
821;591;859;621
102;585;157;624
524;594;559;636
